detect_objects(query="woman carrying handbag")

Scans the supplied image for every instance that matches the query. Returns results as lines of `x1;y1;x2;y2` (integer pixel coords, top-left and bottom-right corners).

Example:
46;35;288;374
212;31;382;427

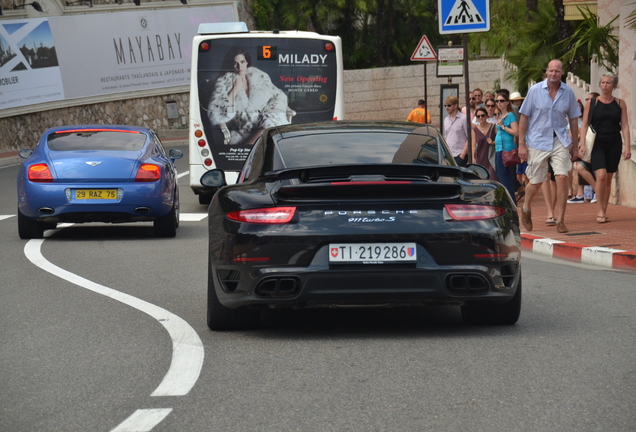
579;73;632;223
494;95;519;205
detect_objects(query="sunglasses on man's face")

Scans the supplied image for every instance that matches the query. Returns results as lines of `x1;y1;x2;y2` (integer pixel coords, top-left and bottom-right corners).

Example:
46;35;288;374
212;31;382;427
444;104;454;107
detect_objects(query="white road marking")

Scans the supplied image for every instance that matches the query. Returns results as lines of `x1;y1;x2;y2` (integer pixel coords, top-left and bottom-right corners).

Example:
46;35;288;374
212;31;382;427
110;409;173;432
0;215;15;221
24;239;204;396
180;213;207;222
24;236;205;431
177;170;189;179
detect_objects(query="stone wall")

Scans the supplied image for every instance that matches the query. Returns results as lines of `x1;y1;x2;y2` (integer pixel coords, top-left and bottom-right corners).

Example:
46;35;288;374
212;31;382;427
343;59;516;130
0;93;189;152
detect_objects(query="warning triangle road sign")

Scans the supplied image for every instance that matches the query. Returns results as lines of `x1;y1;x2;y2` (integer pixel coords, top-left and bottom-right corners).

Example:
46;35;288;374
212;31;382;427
444;0;484;26
411;35;437;61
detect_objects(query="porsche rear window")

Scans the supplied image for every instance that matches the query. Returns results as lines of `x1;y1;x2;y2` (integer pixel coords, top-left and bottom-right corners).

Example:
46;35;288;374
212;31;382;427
275;131;441;169
47;130;147;151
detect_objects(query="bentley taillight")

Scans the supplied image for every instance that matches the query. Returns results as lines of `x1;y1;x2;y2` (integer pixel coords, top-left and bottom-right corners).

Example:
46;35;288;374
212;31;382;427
135;164;161;182
227;207;296;224
445;204;506;221
28;164;54;182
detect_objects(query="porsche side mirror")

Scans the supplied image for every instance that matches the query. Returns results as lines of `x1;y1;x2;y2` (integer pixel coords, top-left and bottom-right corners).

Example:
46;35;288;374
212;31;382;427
201;169;227;189
169;148;184;161
466;163;490;180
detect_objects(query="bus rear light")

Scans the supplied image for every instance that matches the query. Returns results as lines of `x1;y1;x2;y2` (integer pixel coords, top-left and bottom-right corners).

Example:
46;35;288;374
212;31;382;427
28;163;54;182
324;42;335;52
135;164;161;182
198;139;206;147
200;42;210;51
194;129;203;138
204;158;213;166
227;207;296;224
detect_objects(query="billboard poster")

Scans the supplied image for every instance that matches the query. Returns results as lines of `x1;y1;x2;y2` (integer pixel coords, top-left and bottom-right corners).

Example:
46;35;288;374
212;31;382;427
197;38;338;170
0;19;64;109
0;5;235;112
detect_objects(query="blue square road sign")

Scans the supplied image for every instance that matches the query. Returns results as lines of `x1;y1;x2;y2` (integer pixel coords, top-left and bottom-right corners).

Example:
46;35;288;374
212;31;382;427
439;0;490;34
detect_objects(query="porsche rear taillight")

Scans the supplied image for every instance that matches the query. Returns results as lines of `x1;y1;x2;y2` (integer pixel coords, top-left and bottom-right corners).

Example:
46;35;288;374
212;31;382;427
227;207;296;224
445;204;506;221
135;164;161;182
28;164;53;182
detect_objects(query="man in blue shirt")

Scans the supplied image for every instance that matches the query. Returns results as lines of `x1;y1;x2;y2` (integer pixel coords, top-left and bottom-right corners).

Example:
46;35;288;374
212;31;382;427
518;59;581;234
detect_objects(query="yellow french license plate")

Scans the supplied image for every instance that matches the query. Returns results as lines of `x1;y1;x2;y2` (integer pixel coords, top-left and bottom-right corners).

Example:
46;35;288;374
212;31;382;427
75;189;118;200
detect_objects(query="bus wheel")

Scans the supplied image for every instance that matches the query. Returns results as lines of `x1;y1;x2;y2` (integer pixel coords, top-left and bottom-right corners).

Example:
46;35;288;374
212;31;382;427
198;194;213;205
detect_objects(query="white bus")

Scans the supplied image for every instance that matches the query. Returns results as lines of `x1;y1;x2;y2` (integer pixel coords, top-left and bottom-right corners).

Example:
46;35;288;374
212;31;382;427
188;22;345;203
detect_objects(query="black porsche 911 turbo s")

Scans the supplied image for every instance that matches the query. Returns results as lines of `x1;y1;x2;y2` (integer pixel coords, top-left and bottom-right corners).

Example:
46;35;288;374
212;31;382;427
201;121;521;330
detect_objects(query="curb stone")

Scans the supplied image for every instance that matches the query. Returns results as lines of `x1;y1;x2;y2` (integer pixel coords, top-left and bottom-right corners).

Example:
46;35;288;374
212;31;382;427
521;233;636;271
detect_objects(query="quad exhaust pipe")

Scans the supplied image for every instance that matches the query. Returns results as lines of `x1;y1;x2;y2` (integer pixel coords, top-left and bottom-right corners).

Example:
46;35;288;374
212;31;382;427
446;274;489;294
255;277;300;297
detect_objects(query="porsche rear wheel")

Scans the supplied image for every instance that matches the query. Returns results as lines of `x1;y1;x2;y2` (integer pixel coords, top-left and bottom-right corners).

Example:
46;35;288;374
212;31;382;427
207;263;259;331
461;275;522;325
18;209;44;239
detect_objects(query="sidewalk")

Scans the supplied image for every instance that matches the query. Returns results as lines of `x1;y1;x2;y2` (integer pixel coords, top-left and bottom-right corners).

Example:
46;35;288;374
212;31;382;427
2;147;635;270
0;150;20;168
517;189;636;271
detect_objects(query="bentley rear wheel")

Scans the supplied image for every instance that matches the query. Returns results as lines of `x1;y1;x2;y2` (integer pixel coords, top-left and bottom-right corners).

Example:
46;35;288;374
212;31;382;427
18;209;44;239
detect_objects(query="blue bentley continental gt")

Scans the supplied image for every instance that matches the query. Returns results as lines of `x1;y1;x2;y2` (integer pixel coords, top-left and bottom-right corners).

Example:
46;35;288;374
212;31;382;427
17;125;183;239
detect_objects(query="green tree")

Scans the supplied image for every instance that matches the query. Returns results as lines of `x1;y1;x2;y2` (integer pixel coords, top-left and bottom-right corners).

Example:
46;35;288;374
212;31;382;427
470;0;532;57
250;0;443;69
505;1;560;94
559;7;619;78
624;5;636;31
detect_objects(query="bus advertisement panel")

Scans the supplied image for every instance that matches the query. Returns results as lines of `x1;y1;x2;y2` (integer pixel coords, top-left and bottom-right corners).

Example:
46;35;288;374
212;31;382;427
189;28;344;200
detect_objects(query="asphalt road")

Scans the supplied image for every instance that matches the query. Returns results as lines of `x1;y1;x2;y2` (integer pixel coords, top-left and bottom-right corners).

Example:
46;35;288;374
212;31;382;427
1;148;635;432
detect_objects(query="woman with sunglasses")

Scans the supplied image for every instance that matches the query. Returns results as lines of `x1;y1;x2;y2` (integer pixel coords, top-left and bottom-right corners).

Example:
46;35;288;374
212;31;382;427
484;100;497;124
471;107;498;181
494;95;519;204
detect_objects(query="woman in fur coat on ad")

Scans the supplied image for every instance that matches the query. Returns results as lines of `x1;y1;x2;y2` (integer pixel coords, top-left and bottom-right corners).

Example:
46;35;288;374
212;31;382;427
208;46;294;145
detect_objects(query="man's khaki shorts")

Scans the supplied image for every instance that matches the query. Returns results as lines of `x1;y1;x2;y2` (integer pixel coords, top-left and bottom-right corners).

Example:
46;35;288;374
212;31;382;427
526;136;572;184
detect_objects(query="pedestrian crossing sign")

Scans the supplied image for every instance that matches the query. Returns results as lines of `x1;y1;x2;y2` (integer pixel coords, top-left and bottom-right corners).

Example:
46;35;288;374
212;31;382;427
438;0;490;34
411;36;437;61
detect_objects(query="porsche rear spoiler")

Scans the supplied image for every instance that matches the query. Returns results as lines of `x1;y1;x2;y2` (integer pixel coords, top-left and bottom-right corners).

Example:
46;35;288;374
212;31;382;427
263;164;483;183
266;164;477;202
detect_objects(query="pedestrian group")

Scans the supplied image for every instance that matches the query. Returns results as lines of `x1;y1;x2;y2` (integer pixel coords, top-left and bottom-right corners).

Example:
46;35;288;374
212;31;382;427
420;59;631;233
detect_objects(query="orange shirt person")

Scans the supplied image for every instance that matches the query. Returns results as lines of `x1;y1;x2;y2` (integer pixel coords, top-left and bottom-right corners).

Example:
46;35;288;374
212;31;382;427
406;99;431;124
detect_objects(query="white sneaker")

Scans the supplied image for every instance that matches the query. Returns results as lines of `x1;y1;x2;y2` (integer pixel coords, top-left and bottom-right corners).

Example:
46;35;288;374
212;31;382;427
590;194;597;204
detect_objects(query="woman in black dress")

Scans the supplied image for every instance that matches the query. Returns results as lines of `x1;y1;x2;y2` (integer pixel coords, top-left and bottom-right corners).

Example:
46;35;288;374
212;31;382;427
579;73;632;223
